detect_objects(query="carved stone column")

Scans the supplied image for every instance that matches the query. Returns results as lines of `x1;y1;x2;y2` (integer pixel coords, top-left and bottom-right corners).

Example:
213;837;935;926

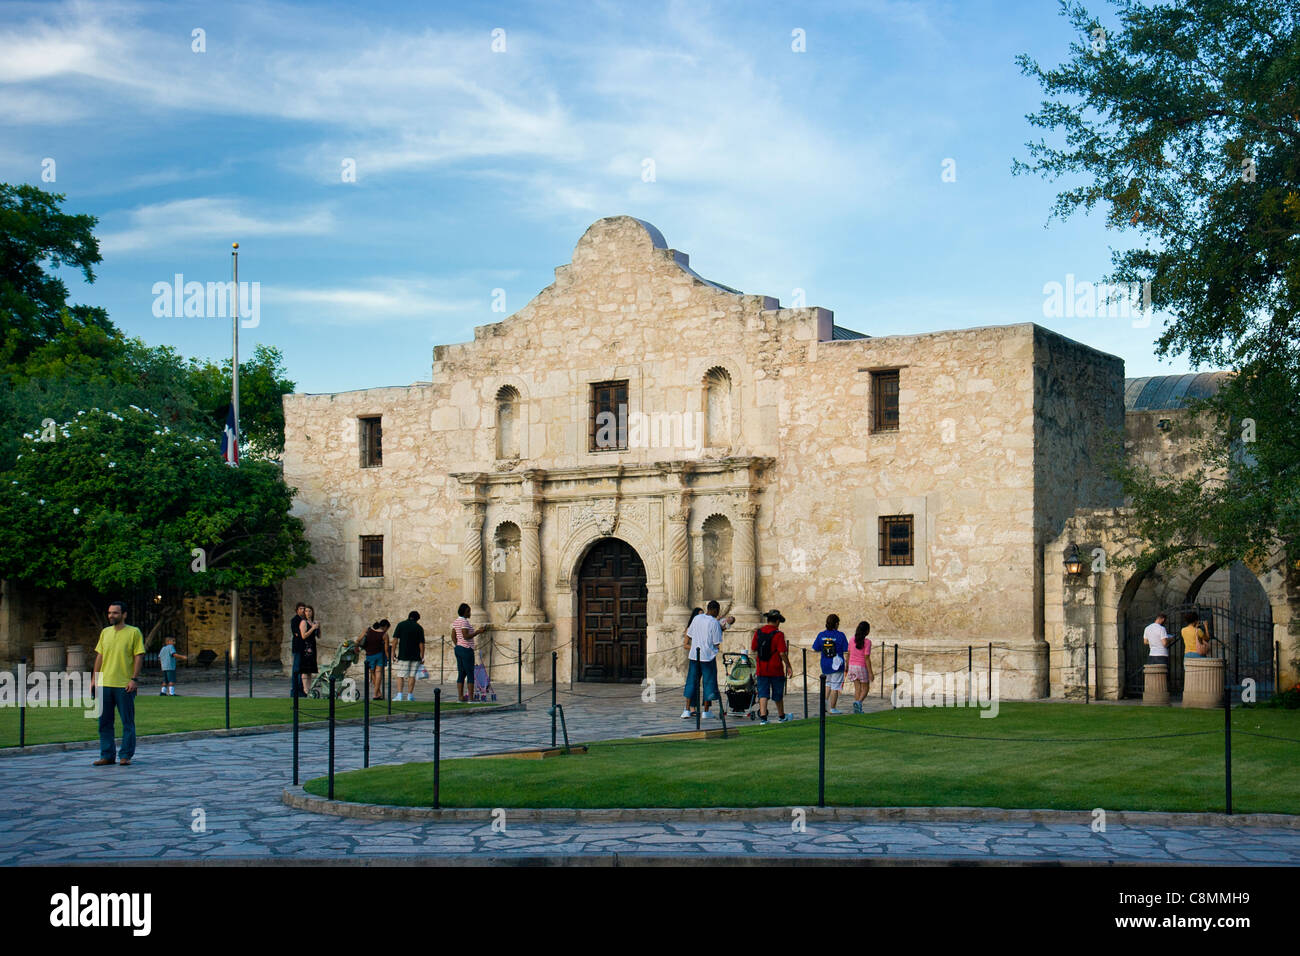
518;509;545;623
731;499;760;623
665;502;691;626
462;502;485;611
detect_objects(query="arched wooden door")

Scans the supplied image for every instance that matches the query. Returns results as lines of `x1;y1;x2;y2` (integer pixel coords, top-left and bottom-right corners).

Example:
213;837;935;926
577;539;647;683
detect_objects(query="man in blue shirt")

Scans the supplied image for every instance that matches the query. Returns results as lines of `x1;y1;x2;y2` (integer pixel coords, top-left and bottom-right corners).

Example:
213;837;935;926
813;614;849;714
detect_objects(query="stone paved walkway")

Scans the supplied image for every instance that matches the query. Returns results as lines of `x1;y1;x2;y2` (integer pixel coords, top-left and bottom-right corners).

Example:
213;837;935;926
2;685;1297;865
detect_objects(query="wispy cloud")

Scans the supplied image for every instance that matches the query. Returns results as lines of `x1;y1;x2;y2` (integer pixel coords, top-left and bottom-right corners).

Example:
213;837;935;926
269;279;484;325
99;197;335;254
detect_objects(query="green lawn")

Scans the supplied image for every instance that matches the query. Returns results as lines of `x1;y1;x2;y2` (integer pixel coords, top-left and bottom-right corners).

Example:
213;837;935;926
2;696;484;748
305;703;1300;814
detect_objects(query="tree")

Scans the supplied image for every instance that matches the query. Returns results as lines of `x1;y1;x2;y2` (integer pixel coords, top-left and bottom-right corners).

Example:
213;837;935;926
1016;0;1300;568
186;345;295;458
0;184;113;369
0;407;312;639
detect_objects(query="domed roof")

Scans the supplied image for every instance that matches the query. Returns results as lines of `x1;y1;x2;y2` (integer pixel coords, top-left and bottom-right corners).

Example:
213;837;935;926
1124;372;1232;410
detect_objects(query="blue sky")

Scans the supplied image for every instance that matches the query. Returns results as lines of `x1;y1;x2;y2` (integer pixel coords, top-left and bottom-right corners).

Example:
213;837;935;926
0;0;1199;394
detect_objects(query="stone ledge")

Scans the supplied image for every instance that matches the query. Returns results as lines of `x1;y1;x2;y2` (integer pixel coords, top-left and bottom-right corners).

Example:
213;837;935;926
0;702;526;758
282;788;1300;829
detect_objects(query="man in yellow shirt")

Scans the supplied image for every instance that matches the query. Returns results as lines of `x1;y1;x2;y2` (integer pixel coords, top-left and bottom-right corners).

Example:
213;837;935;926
91;601;145;766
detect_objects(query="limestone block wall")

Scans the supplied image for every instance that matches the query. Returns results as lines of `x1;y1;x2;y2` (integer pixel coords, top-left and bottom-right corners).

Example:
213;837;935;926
752;324;1045;698
182;587;283;661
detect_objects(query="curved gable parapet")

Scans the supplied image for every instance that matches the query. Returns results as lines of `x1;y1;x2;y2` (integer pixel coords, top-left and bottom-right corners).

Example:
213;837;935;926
568;215;750;297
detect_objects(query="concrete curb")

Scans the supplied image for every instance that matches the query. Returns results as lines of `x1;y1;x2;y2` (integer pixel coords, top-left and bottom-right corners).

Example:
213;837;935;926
92;854;1213;868
0;702;525;758
281;787;1300;829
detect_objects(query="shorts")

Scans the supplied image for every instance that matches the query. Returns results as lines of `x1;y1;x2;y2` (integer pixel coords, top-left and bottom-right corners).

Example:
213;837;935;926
162;669;176;684
392;659;420;678
455;645;475;683
847;664;870;683
755;675;785;702
823;670;845;691
366;652;387;670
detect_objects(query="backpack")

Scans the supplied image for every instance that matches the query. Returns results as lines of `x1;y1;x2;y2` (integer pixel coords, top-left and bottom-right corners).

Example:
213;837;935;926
820;633;843;670
755;628;774;663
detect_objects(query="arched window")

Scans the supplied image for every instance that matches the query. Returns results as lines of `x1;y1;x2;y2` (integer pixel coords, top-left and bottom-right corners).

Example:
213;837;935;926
704;367;732;448
496;386;520;459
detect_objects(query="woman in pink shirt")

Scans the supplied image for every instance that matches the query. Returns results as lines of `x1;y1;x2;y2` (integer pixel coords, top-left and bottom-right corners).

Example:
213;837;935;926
848;620;874;714
452;603;489;702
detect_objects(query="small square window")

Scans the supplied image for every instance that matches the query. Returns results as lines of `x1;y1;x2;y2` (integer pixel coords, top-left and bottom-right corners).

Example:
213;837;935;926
360;417;382;468
872;370;900;432
359;535;384;577
878;515;913;566
589;381;628;451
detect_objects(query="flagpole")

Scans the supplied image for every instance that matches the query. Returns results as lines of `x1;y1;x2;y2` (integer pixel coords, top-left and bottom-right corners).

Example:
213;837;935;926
231;242;240;669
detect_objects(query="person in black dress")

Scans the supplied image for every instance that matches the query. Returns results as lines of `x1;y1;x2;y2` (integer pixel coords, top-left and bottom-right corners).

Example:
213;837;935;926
297;605;320;697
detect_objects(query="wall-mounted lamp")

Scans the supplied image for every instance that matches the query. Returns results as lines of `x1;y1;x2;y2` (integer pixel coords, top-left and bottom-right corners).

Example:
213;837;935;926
1064;543;1085;576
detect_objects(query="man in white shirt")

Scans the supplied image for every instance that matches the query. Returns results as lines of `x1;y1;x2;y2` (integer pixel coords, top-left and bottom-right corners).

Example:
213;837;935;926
682;600;725;719
1143;613;1170;659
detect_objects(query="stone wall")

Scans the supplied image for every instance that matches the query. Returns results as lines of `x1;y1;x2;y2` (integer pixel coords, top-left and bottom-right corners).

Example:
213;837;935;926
183;587;284;662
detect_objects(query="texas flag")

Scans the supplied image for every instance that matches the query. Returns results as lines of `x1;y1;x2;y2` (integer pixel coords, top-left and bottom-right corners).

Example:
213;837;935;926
220;404;239;466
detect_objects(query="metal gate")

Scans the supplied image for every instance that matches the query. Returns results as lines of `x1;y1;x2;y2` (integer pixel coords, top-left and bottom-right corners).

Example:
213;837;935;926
1124;601;1275;702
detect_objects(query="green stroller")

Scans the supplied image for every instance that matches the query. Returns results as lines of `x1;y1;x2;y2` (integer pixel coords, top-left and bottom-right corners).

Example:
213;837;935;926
310;639;362;698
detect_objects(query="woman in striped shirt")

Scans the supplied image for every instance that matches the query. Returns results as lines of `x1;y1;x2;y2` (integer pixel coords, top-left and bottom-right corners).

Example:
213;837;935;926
452;603;489;702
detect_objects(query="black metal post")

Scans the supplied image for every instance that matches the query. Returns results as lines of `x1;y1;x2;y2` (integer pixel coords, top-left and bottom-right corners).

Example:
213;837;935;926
1085;641;1090;704
818;674;827;808
224;652;230;730
517;638;522;706
433;688;441;809
881;643;887;699
292;688;299;786
1223;673;1232;815
387;645;392;716
18;658;26;749
328;675;336;800
248;641;254;698
988;642;992;699
695;666;702;731
802;648;809;718
893;644;899;708
968;644;972;692
551;651;558;748
1234;632;1240;696
363;658;370;769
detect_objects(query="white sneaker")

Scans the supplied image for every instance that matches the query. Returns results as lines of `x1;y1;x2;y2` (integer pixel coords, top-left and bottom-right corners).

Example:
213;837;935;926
829;708;843;715
680;709;693;719
702;710;716;719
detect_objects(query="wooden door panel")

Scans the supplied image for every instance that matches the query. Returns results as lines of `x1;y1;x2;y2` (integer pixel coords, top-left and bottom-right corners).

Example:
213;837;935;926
578;539;648;682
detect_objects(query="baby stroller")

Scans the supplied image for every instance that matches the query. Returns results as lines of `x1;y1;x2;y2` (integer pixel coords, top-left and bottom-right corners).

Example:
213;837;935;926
472;656;497;702
722;652;758;720
310;639;362;699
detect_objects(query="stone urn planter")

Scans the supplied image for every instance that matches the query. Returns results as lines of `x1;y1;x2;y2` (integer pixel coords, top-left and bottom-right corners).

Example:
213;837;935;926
33;640;66;673
1142;662;1169;706
65;645;87;671
1182;656;1224;709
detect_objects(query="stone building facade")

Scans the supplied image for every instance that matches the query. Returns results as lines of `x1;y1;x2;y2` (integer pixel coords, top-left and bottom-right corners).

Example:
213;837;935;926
279;215;1148;698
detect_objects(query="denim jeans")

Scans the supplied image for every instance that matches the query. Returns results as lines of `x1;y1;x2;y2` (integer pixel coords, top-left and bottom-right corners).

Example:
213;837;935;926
683;658;719;706
98;686;136;761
